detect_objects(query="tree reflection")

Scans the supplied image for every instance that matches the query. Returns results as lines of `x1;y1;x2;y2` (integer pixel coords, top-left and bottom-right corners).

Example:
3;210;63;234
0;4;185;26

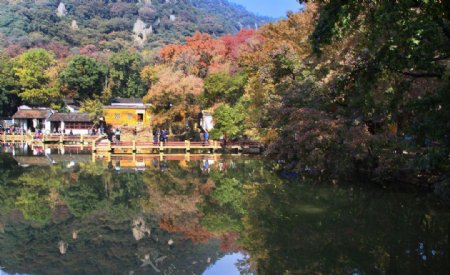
0;155;448;274
241;181;450;274
0;158;219;274
141;160;213;243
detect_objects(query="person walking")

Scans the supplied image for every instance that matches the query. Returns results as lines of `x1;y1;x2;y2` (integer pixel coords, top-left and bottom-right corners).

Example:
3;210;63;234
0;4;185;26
107;128;113;141
153;128;159;144
115;128;121;141
203;130;209;145
159;129;164;143
161;129;167;143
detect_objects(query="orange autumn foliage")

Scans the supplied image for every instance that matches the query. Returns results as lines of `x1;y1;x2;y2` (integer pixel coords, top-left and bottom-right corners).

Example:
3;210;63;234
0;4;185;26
160;30;260;77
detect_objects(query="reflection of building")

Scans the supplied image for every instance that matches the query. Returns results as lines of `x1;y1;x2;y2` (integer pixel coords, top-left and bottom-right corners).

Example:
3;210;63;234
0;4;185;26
99;154;222;172
104;98;151;127
48;113;94;135
14;156;52;167
48;154;91;164
13;153;92;167
12;106;53;132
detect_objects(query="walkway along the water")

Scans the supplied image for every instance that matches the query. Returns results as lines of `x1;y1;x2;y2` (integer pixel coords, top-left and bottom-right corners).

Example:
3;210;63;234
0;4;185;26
1;133;263;154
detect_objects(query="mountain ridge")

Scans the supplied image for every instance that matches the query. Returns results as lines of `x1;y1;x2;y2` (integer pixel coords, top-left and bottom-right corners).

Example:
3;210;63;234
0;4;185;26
0;0;273;53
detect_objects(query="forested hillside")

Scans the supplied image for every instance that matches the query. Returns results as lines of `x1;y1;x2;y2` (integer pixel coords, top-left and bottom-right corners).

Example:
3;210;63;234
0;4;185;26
0;0;271;52
0;0;448;186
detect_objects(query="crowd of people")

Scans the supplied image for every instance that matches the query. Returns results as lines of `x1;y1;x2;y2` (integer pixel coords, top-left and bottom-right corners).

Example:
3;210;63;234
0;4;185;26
151;128;209;144
0;126;24;135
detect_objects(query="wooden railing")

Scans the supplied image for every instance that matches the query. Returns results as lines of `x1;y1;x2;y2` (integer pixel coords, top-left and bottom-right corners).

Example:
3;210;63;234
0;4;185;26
0;133;108;144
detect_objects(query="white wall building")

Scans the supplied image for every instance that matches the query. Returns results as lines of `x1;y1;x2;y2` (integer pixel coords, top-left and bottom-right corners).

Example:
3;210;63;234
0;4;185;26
12;106;53;132
48;113;94;135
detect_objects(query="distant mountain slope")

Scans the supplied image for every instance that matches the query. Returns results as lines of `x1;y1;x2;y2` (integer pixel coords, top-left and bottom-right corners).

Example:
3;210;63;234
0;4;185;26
192;0;273;31
0;0;273;52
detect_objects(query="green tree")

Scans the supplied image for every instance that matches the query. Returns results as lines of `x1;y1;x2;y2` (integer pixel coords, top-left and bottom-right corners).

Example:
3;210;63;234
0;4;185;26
59;55;107;99
210;101;246;140
18;87;61;107
201;176;246;233
109;50;145;98
0;54;20;116
13;48;60;106
204;72;248;106
13;167;62;224
80;99;105;124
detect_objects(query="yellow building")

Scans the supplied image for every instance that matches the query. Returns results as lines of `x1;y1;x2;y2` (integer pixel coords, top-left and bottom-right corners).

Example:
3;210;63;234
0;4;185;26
104;98;152;127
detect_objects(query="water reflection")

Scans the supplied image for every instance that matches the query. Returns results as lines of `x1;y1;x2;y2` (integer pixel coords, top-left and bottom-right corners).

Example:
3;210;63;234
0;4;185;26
203;253;250;275
0;148;448;274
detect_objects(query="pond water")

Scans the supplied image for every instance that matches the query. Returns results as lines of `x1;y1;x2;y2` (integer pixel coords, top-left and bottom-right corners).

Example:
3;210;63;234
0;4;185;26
0;144;449;274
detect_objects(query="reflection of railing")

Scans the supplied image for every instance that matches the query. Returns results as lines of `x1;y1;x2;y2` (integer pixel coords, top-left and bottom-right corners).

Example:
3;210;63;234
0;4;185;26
95;140;233;154
1;133;27;142
111;141;134;146
62;135;82;140
221;141;261;147
44;134;62;142
105;153;222;161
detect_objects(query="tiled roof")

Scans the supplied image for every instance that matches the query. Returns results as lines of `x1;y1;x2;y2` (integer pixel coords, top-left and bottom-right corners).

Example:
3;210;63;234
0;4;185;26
49;113;92;122
104;106;147;109
63;98;76;105
111;98;143;104
12;109;52;119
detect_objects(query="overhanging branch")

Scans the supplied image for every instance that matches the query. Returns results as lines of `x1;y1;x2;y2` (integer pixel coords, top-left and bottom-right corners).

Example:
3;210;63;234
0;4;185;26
401;70;442;78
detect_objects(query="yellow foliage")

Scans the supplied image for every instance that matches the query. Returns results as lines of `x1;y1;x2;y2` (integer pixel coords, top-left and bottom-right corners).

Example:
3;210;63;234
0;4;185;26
140;64;164;86
143;67;203;127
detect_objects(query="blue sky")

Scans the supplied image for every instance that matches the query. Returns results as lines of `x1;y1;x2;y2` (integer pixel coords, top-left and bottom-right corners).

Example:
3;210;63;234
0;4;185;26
228;0;302;18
